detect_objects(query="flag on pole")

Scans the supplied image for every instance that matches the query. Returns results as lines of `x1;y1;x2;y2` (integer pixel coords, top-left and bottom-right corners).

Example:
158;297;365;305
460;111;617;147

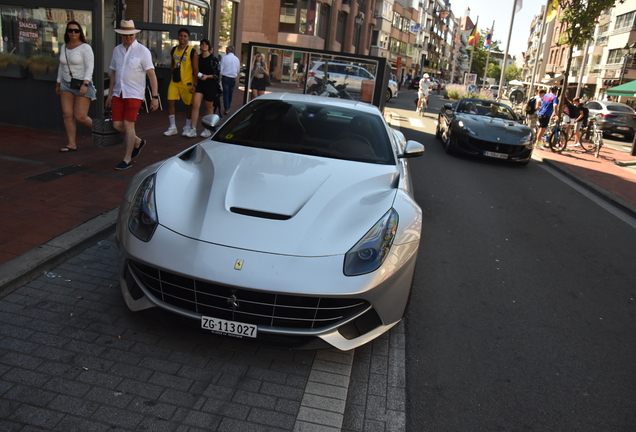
485;25;494;49
515;0;523;14
546;0;558;23
468;25;479;46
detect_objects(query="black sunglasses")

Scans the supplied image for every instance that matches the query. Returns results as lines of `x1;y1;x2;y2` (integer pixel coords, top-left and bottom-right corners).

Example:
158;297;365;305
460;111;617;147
67;28;81;33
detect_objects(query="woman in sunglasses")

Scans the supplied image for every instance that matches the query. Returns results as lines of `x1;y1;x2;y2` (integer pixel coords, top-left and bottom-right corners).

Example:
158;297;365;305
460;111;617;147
56;20;95;152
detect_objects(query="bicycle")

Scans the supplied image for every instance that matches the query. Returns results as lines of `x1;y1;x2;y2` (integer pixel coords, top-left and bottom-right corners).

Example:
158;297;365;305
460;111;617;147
580;118;604;158
547;118;569;153
416;95;428;117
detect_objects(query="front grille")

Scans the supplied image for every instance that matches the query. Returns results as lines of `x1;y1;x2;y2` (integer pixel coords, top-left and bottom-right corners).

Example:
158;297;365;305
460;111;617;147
129;261;370;330
465;137;527;155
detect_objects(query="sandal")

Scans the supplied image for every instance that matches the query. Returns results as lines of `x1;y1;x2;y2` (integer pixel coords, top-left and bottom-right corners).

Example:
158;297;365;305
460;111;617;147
59;146;77;152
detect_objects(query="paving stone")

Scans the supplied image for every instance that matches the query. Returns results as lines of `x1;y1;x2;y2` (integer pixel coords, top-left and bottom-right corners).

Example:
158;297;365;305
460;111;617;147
148;370;194;391
84;386;135;409
4;384;57;406
7;404;65;428
48;393;101;417
91;405;144;429
294;420;341;432
3;367;51;387
295;406;343;428
304;381;348;400
180;409;222;429
54;415;112;432
232;389;277;409
201;398;250;420
300;393;346;414
217;417;269;432
247;407;296;429
128;396;178;418
260;382;304;401
308;369;349;388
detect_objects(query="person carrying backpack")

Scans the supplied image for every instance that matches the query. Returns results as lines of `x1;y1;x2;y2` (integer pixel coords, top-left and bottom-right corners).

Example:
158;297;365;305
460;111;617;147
525;89;543;131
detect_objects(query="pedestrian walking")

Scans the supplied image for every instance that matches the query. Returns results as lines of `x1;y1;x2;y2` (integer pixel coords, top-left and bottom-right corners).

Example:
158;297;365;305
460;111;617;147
106;20;159;170
189;39;220;138
220;45;240;115
164;28;199;137
249;51;269;100
536;86;559;148
56;21;95;152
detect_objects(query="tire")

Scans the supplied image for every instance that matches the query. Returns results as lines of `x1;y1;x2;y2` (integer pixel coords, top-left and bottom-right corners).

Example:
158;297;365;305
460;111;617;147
435;119;442;140
548;131;566;153
385;88;392;103
594;132;603;158
580;132;595;152
444;129;454;154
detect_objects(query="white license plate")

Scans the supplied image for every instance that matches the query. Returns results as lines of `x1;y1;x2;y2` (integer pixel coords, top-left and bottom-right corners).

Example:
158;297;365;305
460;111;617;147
484;151;508;159
201;316;257;338
617;126;630;130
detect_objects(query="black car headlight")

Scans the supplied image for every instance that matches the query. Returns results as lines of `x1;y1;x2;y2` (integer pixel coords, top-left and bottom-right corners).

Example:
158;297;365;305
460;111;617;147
344;209;398;276
519;133;534;147
458;120;477;136
128;174;158;242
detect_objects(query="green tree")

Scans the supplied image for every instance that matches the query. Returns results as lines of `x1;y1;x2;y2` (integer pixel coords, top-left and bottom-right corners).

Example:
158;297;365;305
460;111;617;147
555;0;623;113
219;1;233;51
505;63;522;82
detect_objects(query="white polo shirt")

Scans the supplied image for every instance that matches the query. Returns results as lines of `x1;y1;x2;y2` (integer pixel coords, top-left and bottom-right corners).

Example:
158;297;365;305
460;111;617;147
109;39;154;100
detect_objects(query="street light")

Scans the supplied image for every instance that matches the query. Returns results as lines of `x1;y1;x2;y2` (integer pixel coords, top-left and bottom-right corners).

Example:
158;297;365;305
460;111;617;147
619;41;636;86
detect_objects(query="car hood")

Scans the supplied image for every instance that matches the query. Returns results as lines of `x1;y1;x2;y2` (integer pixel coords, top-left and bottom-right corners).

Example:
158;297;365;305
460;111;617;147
153;142;399;256
455;114;532;144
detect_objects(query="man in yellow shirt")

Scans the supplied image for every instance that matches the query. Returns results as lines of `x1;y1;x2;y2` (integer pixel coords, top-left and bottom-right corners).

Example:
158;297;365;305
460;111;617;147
164;28;199;137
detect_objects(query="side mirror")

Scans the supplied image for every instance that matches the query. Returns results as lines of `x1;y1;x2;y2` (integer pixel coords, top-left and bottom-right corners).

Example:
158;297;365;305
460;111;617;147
399;140;425;158
202;114;221;132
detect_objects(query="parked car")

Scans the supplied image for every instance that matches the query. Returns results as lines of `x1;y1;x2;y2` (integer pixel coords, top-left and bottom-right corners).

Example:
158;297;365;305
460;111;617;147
307;61;397;103
408;76;421;90
116;93;425;350
387;73;399;102
584;100;636;140
306;61;373;94
435;97;534;165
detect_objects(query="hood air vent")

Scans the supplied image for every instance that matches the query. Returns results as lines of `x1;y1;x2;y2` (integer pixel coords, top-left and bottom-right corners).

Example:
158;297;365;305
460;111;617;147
230;207;291;220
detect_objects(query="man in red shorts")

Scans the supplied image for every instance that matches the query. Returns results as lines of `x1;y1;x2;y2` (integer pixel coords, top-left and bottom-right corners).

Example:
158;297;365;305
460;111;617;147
106;20;159;170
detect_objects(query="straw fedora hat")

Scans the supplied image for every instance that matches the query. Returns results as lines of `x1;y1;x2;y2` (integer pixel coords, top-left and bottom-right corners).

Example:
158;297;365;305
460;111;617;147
115;20;141;35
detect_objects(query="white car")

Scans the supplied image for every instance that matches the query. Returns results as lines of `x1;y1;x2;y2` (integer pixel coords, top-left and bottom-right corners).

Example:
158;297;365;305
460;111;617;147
308;61;397;102
117;93;425;351
388;73;399;102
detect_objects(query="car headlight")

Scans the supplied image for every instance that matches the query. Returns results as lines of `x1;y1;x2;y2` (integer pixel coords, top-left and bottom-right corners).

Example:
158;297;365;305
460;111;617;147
519;133;534;147
344;209;398;276
457;120;477;136
128;174;158;242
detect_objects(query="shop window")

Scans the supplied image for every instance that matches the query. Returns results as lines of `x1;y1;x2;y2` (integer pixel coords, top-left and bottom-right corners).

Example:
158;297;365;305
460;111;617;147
279;0;324;37
0;6;92;58
162;0;205;26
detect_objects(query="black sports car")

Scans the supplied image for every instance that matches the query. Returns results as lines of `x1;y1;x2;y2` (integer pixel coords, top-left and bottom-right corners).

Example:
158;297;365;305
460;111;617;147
436;98;534;165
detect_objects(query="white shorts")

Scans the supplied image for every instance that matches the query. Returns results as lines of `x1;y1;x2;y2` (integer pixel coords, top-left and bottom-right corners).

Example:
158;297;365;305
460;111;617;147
563;115;576;126
418;90;429;98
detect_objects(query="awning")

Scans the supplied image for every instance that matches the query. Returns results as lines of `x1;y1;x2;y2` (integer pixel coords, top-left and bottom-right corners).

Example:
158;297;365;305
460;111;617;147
606;80;636;97
541;74;564;85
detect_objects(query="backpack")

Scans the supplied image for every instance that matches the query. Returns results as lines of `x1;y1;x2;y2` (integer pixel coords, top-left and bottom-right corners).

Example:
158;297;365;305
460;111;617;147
525;96;537;114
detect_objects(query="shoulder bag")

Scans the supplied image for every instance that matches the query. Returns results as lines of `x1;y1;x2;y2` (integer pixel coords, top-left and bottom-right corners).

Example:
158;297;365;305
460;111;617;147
65;46;84;89
171;47;188;83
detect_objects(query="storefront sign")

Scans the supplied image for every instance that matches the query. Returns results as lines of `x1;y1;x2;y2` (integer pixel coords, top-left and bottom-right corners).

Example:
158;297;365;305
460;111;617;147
19;30;39;39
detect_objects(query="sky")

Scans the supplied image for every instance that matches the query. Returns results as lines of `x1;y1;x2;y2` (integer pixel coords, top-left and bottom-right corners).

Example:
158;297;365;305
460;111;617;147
448;0;544;59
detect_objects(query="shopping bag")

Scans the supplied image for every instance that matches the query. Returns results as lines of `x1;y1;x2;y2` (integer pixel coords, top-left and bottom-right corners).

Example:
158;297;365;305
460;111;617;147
92;108;122;148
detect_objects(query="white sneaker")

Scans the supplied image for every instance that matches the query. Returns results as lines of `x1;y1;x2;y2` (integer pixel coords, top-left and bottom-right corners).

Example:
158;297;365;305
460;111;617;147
164;126;178;136
185;128;197;138
572;143;582;147
200;129;212;138
181;126;191;137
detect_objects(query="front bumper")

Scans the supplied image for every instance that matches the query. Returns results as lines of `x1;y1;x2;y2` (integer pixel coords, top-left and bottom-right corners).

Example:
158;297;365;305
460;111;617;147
117;224;418;351
453;131;533;162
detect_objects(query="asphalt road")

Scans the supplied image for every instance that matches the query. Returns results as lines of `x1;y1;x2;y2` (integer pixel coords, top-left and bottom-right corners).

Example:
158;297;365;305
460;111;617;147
392;91;636;431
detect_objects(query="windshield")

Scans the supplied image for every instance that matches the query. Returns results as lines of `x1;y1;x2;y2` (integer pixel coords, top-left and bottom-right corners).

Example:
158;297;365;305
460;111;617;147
457;99;518;120
214;100;395;165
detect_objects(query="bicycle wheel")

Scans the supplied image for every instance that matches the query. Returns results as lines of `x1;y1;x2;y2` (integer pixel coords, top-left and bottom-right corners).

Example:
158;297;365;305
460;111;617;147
594;132;603;158
580;128;595;152
549;130;566;153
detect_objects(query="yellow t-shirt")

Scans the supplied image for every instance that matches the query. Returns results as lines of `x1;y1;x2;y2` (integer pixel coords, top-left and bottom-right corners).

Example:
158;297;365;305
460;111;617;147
172;46;194;86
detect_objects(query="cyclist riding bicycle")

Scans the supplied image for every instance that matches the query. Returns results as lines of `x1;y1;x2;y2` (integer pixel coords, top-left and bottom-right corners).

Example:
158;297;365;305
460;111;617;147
417;73;431;113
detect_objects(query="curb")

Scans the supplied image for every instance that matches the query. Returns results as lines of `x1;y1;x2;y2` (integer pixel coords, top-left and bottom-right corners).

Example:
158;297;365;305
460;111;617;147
0;208;119;298
532;152;636;219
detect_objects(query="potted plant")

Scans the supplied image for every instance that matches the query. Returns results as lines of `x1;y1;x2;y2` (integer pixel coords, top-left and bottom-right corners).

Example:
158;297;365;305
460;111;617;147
26;55;59;80
0;53;27;79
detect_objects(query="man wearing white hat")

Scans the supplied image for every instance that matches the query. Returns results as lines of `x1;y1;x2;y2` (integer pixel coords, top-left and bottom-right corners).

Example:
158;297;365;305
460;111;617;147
106;20;159;170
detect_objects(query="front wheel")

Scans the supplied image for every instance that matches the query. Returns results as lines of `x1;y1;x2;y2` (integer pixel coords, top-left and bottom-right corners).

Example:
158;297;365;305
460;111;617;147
549;130;566;153
594;132;603;158
385;88;392;103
